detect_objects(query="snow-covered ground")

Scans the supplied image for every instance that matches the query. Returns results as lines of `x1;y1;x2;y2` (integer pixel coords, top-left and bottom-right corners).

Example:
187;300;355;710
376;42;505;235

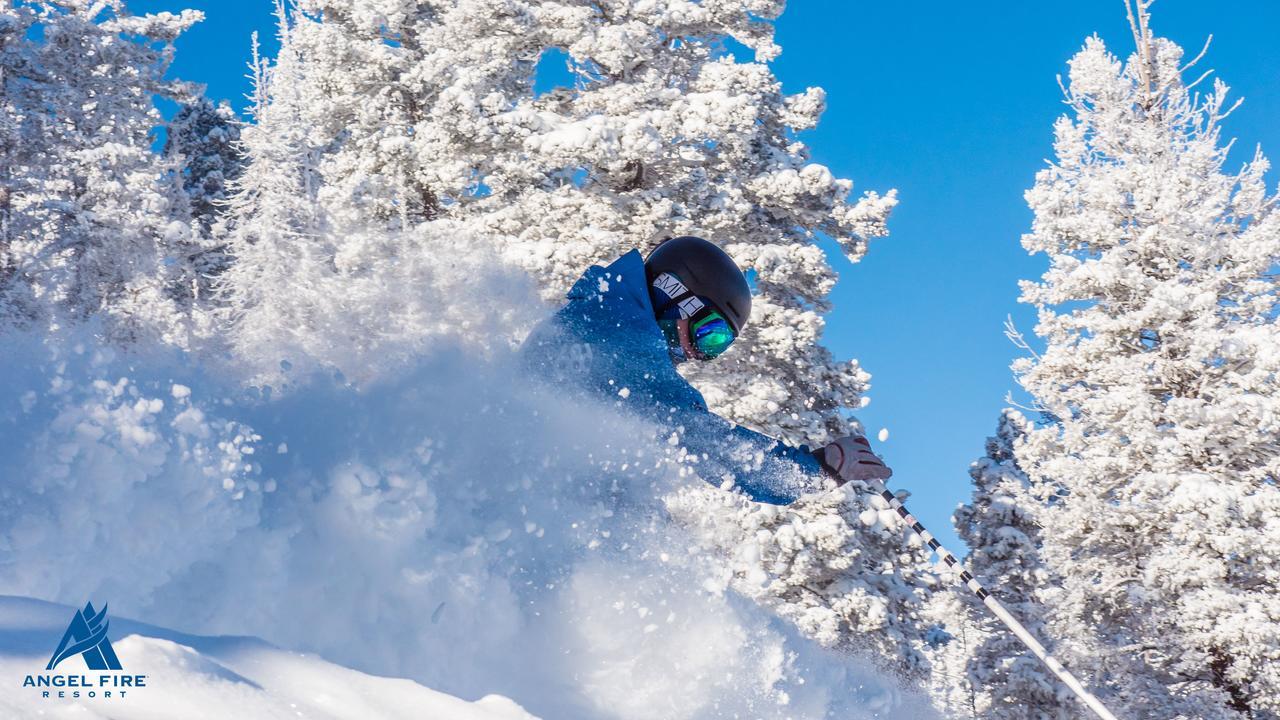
0;595;538;719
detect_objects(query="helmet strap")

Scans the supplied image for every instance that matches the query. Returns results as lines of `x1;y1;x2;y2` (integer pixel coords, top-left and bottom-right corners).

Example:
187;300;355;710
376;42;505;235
651;273;706;319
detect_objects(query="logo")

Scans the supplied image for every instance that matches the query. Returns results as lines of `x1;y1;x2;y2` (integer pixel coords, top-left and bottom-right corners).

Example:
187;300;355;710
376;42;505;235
22;600;146;700
47;602;122;671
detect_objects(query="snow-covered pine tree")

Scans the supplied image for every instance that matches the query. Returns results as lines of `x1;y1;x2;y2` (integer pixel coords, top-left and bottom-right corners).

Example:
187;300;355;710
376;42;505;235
166;98;244;236
1012;3;1280;716
921;587;985;720
221;5;533;379
0;0;203;344
0;0;54;325
232;0;894;445
951;409;1072;719
219;7;328;367
164;97;245;299
0;2;31;326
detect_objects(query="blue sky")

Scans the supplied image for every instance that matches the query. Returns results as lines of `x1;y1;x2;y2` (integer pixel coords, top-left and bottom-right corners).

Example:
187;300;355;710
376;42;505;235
135;0;1280;552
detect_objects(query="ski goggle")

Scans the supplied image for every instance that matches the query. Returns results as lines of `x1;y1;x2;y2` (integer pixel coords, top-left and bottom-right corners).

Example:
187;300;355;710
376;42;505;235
688;311;736;359
659;307;738;361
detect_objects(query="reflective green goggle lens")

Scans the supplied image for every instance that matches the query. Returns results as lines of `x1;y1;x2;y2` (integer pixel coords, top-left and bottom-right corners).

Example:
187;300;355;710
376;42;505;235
691;313;736;359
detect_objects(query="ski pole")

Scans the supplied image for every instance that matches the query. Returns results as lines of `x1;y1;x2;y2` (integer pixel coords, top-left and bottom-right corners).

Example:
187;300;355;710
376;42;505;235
867;481;1121;720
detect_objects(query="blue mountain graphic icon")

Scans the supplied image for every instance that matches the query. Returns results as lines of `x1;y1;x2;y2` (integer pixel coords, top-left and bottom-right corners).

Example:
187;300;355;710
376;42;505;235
47;601;122;671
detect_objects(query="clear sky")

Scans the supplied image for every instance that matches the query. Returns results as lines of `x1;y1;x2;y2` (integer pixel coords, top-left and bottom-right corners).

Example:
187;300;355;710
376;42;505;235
134;0;1280;553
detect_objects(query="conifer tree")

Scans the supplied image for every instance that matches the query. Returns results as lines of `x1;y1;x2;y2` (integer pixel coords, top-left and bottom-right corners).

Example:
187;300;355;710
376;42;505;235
0;2;31;325
0;0;202;344
219;8;327;368
921;587;985;719
954;410;1072;719
165;97;245;299
221;5;531;379
1012;3;1280;716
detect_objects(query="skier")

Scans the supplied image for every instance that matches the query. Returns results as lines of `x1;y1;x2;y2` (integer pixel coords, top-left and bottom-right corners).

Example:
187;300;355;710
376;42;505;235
520;235;891;504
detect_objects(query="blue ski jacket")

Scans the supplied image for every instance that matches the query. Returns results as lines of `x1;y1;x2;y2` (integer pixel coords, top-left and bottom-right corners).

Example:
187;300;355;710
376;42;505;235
519;250;825;505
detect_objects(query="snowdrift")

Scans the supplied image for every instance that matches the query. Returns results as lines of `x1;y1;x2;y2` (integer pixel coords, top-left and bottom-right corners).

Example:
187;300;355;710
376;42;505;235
0;595;537;719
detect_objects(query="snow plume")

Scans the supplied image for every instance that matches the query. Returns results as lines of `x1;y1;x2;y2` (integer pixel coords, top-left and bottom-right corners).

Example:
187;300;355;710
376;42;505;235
221;220;542;387
0;330;263;603
0;344;936;718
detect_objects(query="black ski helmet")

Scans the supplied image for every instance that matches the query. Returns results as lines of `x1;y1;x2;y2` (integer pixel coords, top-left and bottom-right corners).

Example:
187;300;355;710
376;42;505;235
644;236;752;334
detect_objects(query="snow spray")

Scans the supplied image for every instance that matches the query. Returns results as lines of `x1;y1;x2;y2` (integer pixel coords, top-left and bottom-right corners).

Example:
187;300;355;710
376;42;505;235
868;481;1122;720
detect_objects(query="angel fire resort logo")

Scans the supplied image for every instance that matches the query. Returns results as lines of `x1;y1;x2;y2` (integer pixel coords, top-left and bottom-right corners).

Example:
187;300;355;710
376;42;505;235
22;601;148;700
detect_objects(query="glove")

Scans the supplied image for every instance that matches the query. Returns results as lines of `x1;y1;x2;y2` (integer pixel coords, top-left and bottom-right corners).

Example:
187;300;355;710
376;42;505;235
815;434;892;485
